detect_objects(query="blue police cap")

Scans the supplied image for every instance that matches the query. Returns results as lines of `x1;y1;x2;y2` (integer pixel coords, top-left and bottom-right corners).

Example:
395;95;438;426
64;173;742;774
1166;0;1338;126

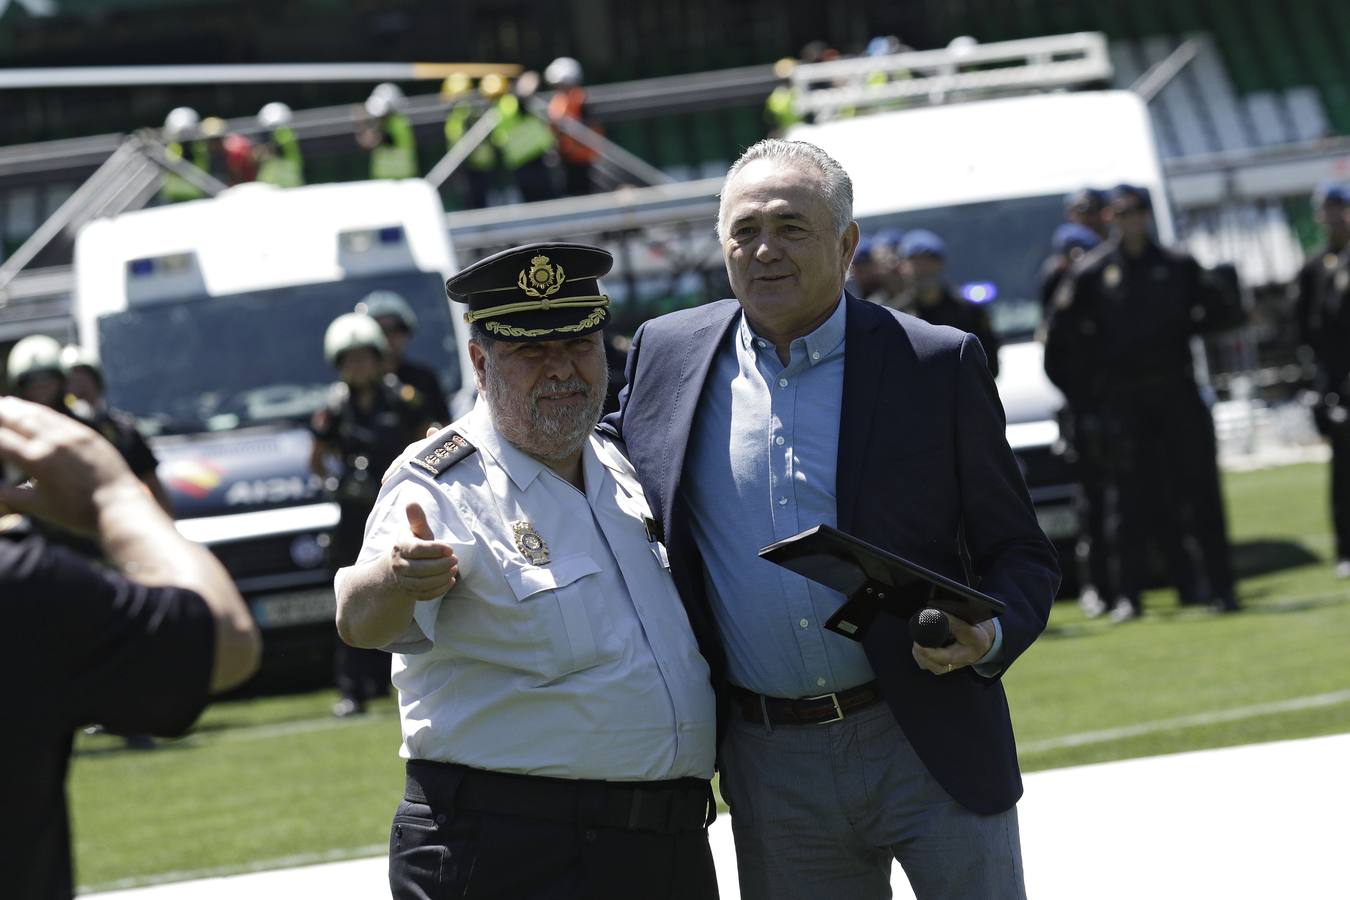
899;229;945;259
855;235;878;259
872;228;904;252
1109;183;1153;211
1064;188;1107;213
1052;223;1101;254
1313;180;1350;207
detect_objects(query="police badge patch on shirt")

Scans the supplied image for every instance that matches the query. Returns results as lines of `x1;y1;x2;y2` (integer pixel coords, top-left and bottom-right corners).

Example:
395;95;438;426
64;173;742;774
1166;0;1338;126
513;521;550;565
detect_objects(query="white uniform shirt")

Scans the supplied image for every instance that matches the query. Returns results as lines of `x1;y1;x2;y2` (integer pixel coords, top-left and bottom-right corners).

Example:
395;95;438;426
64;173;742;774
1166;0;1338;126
344;399;716;781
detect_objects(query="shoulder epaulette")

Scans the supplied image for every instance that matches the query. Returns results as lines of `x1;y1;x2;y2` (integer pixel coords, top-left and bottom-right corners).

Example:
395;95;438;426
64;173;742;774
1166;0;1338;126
408;431;477;478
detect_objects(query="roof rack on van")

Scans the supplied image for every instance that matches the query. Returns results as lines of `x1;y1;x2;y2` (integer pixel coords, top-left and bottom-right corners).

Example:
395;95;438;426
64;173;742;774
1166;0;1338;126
790;32;1113;121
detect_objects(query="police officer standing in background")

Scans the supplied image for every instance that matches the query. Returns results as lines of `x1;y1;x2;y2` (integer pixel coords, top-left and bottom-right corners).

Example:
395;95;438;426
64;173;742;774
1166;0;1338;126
1292;182;1350;577
1046;184;1240;621
1037;223;1114;616
6;336;169;515
1040;222;1101;313
356;290;451;425
59;344;172;514
894;228;1000;376
311;313;432;717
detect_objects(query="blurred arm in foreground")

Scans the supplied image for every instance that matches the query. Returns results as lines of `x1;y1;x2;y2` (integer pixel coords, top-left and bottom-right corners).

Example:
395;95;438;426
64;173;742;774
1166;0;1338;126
0;397;260;899
0;396;260;691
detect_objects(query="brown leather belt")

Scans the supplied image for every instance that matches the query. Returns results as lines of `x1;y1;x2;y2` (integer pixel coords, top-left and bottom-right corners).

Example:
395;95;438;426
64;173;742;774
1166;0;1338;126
729;680;882;726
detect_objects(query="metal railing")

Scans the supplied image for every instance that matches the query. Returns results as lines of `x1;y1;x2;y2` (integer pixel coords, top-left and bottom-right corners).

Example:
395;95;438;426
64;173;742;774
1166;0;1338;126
791;32;1113;120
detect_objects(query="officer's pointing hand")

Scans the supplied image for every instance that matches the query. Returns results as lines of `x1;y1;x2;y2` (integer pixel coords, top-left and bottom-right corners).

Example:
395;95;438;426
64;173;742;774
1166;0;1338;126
387;502;458;601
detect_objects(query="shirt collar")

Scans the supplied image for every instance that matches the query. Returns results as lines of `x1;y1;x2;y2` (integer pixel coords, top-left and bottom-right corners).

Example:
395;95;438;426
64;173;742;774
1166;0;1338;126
737;292;847;366
462;396;547;492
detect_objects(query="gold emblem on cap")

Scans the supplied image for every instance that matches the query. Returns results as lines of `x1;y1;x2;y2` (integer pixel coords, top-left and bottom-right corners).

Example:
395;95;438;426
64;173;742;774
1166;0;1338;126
1103;264;1122;289
518;255;566;301
513;521;550;565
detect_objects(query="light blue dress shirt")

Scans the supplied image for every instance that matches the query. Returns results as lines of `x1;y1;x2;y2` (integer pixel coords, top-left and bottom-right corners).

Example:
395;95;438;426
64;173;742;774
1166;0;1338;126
683;297;878;698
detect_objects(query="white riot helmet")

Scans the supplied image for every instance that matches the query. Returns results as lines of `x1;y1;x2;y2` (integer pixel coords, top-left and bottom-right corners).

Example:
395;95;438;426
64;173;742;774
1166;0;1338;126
163;106;201;141
7;335;64;385
365;82;407;118
544;56;583;87
258;102;294;130
323;313;389;367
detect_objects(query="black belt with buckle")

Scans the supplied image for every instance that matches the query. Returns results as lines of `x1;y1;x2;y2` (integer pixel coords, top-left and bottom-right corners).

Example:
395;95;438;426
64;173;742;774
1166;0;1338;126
729;680;883;726
405;760;715;834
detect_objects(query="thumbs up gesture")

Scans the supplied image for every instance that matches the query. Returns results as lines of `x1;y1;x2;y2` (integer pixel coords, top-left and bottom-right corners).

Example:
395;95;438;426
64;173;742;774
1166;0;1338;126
387;501;459;602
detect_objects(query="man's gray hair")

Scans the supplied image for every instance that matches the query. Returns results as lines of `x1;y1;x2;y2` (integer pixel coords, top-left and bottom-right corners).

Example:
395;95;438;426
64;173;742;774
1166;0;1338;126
716;139;854;240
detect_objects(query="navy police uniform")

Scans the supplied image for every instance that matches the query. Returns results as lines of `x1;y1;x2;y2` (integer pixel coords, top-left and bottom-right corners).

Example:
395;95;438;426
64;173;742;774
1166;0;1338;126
345;244;719;900
1291;183;1350;566
312;375;430;709
1;534;214;900
1045;187;1240;613
895;229;1000;378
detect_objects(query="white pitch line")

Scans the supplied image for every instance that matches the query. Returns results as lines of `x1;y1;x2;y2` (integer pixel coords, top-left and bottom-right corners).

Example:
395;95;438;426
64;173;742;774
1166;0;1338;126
1019;688;1350;754
84;844;386;894
199;709;399;745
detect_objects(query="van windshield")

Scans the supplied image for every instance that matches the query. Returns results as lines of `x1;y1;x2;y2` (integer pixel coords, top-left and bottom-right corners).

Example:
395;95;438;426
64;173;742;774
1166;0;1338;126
856;193;1068;342
97;270;459;434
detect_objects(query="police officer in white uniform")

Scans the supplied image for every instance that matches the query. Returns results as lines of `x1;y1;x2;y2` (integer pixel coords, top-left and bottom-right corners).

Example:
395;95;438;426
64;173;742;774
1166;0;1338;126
335;243;719;900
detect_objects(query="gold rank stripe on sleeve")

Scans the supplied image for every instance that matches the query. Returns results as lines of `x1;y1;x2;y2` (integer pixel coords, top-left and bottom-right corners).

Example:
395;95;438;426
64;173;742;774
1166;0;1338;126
408;432;478;478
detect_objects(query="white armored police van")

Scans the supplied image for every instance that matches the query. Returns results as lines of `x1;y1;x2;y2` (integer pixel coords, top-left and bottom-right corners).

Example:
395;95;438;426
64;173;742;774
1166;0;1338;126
786;32;1177;583
73;179;468;680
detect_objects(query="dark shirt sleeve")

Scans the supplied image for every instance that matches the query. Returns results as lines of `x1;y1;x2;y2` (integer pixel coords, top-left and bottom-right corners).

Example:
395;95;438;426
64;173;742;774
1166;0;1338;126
113;415;159;479
5;535;215;737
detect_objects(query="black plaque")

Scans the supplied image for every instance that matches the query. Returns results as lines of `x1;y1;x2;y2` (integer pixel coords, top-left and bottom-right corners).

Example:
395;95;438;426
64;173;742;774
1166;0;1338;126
758;524;1005;642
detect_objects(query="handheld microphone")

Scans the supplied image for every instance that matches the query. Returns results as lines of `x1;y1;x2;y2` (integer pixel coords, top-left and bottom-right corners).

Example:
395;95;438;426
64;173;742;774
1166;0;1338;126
909;608;955;648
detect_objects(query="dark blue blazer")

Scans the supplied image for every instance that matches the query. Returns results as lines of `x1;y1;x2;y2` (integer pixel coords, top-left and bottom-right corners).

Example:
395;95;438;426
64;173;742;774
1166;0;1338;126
607;293;1059;815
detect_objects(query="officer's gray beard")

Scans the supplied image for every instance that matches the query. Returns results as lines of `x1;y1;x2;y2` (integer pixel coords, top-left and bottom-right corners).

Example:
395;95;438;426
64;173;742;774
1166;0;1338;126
482;355;608;463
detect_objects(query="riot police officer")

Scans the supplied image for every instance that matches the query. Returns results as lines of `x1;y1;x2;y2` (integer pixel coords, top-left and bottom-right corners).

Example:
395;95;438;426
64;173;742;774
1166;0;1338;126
6;336;170;513
311;313;432;716
354;290;451;425
60;344;172;513
1046;184;1240;621
1292;182;1350;576
894;229;1000;376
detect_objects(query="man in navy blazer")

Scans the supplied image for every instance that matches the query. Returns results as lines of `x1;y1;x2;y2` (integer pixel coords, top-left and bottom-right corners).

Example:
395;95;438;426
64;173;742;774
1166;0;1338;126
607;140;1058;899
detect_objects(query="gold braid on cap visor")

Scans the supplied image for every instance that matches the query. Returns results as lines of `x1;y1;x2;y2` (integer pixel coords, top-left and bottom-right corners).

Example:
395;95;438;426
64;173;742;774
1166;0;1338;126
463;294;610;338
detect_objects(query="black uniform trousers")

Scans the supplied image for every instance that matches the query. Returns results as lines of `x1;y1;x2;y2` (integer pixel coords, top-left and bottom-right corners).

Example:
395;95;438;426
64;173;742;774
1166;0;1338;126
1329;427;1350;561
1066;411;1119;599
391;761;718;900
1110;384;1235;606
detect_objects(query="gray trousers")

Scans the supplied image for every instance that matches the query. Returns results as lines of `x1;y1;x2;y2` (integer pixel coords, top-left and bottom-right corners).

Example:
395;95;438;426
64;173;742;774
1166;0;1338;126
718;700;1025;900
